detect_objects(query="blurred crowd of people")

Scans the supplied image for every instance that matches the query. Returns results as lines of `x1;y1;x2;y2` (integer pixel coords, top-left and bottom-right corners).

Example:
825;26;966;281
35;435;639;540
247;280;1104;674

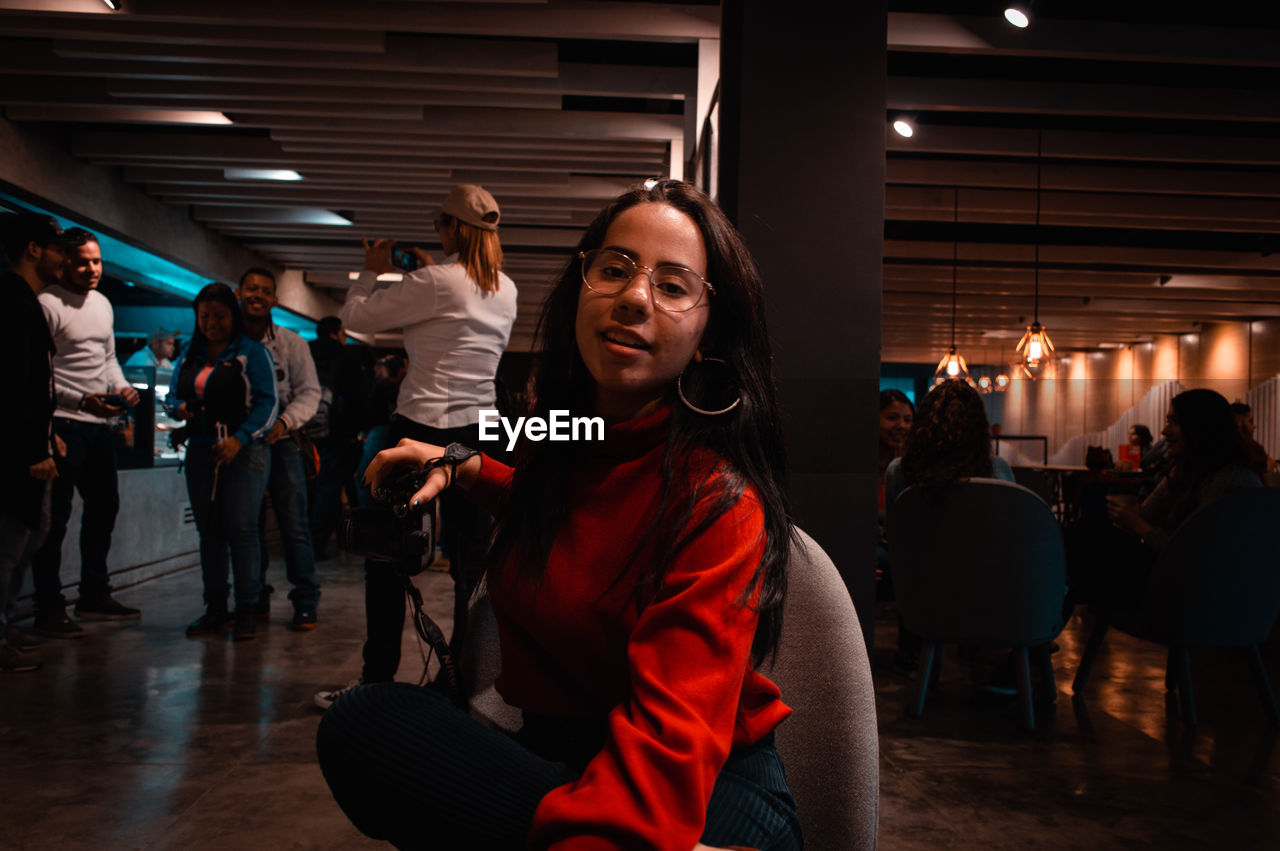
0;211;422;669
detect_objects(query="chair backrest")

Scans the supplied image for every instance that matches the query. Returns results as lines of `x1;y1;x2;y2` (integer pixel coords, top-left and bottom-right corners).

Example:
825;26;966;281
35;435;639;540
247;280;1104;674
770;527;879;851
1141;488;1280;647
1012;467;1054;506
889;478;1066;646
460;583;522;732
460;528;881;850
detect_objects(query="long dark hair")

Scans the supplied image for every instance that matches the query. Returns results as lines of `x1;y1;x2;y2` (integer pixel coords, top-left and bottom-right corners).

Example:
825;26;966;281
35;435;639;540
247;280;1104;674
1170;389;1251;480
488;179;792;665
189;282;245;354
902;379;994;489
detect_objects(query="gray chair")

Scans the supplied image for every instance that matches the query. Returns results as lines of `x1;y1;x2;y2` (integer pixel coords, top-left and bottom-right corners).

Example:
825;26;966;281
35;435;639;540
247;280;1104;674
460;527;880;850
889;478;1067;730
1071;488;1280;728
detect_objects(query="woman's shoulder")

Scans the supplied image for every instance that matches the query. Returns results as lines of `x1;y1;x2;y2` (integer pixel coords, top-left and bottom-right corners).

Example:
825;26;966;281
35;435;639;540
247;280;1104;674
1213;463;1263;491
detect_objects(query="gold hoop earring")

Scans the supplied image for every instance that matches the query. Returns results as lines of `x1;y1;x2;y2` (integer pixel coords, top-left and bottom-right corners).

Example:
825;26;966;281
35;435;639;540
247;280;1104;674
677;357;741;416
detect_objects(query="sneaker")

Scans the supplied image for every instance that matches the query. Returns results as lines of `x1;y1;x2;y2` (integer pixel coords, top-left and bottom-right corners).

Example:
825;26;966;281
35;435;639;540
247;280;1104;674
74;594;141;621
1;642;41;673
232;607;256;642
290;611;318;632
4;624;43;651
32;609;84;640
314;679;362;711
185;609;232;637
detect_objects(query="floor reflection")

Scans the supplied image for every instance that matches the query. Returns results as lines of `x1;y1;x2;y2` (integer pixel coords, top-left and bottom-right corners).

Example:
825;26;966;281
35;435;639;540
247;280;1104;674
874;603;1280;849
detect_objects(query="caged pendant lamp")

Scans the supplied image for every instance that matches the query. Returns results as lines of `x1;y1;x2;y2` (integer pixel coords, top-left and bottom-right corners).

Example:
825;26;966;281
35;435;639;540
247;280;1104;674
1016;127;1055;376
934;187;974;387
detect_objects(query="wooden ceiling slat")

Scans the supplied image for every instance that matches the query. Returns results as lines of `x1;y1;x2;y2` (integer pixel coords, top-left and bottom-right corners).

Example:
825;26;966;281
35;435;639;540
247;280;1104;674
71;0;719;42
890;76;1280;124
887;12;1280;68
887;159;1280;198
887;124;1280;168
0;19;387;52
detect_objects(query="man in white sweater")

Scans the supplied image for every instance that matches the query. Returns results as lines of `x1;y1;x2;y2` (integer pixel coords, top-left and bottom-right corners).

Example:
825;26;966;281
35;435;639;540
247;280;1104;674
32;228;142;638
238;268;323;629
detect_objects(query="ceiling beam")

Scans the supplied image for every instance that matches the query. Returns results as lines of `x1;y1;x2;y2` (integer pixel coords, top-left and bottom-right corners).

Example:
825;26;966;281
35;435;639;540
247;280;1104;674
886;158;1280;199
883;240;1280;274
885;186;1280;234
37;0;720;42
886;123;1280;167
0;18;386;52
887;13;1280;68
889;76;1280;124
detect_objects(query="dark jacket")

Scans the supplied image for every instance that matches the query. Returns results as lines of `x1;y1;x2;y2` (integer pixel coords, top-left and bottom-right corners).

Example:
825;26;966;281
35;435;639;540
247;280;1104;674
308;335;367;442
166;335;278;446
3;271;56;528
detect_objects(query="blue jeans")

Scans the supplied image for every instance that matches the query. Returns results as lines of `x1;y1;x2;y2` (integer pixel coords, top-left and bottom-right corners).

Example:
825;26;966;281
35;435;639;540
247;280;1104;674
354;425;391;509
0;481;51;626
258;437;321;612
185;440;269;610
31;419;120;611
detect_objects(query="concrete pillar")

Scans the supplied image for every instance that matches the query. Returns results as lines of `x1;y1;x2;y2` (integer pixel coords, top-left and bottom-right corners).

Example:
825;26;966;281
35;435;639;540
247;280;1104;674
719;1;886;645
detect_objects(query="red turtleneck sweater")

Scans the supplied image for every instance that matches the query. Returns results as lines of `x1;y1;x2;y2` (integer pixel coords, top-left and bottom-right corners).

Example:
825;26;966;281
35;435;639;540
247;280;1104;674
466;405;791;851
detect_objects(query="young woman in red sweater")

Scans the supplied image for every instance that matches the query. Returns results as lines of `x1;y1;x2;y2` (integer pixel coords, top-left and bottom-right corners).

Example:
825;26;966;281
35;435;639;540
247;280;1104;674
317;180;801;851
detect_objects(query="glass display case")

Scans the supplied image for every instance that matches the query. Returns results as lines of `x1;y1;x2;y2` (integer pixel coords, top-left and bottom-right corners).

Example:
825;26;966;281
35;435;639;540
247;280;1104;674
120;365;184;469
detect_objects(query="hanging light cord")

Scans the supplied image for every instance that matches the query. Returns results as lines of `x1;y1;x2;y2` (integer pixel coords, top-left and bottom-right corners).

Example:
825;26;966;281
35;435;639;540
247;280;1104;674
1034;127;1042;324
952;185;959;349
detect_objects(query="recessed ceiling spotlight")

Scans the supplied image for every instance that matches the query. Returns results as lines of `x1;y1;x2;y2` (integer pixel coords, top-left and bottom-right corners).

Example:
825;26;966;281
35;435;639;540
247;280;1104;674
891;117;915;138
1004;5;1030;28
225;168;303;182
642;178;659;189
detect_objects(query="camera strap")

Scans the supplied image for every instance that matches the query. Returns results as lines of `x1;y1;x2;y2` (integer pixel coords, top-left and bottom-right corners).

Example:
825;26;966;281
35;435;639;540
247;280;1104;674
430;442;482;487
402;575;463;705
401;442;480;706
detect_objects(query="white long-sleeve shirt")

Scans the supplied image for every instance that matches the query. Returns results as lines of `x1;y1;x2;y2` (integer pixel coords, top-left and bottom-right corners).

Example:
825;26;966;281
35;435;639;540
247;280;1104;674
341;257;517;429
254;321;321;431
39;284;129;423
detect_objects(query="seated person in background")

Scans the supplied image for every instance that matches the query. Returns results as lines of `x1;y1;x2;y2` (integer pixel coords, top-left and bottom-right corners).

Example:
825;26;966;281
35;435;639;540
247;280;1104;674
1129;423;1153;456
882;379;1014;669
1070;389;1261;610
884;378;1014;514
1126;424;1153;471
877;390;913;600
878;389;913;484
1229;401;1271;476
315;180;801;851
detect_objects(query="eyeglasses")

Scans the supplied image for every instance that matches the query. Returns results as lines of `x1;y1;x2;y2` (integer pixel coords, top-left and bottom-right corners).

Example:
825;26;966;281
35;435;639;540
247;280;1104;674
579;249;714;313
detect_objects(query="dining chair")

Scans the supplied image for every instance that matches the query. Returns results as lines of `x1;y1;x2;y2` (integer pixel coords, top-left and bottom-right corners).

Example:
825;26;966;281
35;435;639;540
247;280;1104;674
889;477;1068;730
459;527;881;850
1071;488;1280;728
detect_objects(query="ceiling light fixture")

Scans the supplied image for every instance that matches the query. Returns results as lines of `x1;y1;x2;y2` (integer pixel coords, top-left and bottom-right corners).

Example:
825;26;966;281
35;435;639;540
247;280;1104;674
934;187;973;387
102;0;122;9
225;168;303;182
1016;127;1054;377
891;116;916;138
1004;4;1030;28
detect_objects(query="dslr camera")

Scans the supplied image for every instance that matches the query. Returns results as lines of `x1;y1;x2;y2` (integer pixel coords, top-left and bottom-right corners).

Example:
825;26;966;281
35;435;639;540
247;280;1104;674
339;466;436;574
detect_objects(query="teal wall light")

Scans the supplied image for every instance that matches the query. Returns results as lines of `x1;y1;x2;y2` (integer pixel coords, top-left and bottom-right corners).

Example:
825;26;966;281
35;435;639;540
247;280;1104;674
1;194;316;340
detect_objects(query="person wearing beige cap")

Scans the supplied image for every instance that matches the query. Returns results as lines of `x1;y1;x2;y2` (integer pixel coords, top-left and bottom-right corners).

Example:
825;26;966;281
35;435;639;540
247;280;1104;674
328;183;517;704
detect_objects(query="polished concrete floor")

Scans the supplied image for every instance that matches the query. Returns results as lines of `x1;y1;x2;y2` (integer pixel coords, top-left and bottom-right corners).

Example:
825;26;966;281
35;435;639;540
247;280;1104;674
2;552;1277;849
